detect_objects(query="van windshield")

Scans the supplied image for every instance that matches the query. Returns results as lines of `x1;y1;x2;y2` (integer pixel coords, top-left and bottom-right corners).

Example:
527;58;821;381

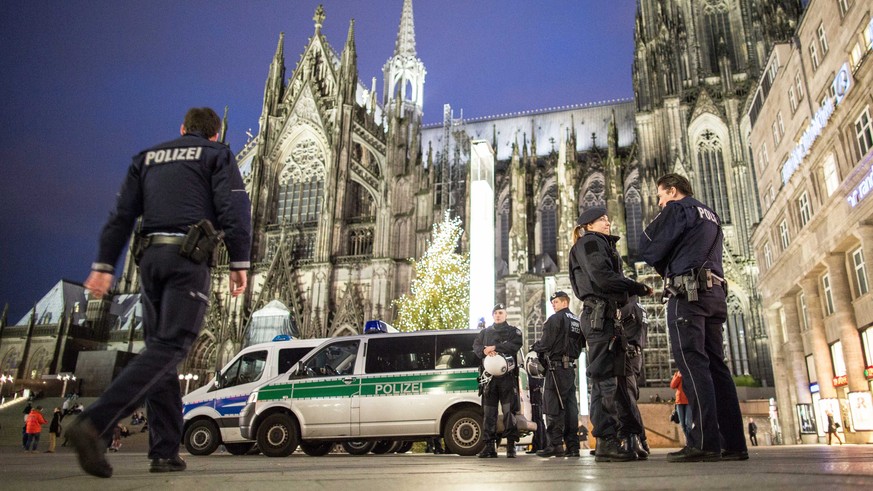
299;340;360;377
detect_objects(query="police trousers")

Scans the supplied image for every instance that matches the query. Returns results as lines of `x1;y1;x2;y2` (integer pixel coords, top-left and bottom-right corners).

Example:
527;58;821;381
667;285;746;454
482;373;519;442
80;245;211;459
615;346;646;439
583;318;622;439
543;366;579;451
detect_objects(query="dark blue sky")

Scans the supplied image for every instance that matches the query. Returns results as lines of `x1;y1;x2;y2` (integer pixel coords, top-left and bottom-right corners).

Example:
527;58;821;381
0;0;636;322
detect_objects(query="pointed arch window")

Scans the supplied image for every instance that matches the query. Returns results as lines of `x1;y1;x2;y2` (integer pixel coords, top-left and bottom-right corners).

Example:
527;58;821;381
498;198;510;265
540;190;558;266
625;187;643;257
701;0;737;74
278;139;325;225
696;130;731;223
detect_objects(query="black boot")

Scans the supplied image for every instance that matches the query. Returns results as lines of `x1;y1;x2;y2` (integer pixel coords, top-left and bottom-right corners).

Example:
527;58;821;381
595;436;636;462
506;441;516;458
478;441;497;458
629;434;648;460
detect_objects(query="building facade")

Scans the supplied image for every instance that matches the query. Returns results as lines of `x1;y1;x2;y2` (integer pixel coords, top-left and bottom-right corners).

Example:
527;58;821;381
749;0;873;444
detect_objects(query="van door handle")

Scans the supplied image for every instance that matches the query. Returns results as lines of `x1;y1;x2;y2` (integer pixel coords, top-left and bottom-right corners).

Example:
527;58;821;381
342;377;356;385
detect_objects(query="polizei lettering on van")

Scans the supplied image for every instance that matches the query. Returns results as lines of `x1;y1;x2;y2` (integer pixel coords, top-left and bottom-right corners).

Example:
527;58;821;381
373;381;422;395
145;147;203;166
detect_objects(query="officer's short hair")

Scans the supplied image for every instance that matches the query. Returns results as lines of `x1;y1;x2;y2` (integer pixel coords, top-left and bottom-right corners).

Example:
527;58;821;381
184;107;221;137
657;173;694;197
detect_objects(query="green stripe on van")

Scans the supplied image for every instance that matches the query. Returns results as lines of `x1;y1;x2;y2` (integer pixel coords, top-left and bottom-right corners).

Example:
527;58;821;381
257;370;479;402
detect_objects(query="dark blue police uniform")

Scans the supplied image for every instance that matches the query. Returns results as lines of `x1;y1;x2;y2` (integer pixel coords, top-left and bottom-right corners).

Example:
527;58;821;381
615;296;649;458
83;132;251;461
473;322;523;453
569;230;647;461
531;306;584;456
639;196;746;459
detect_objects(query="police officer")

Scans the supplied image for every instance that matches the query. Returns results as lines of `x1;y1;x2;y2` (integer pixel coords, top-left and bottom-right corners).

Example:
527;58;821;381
525;371;547;454
615;295;650;459
68;107;252;478
569;206;651;462
531;291;584;458
473;304;523;458
638;173;747;462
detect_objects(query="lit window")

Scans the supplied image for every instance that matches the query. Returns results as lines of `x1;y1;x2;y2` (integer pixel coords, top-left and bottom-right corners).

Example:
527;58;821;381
764;242;772;269
823;274;835;316
817;24;829;55
830;340;845;376
855;107;873;158
853;247;869;296
822;154;840;196
798;192;811;227
809;42;819;71
789;87;797;113
838;0;849;17
862;328;873;367
779;219;790;250
795;73;804;101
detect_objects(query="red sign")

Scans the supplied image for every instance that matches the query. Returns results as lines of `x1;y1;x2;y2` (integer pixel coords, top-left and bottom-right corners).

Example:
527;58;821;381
865;366;873;379
833;375;848;387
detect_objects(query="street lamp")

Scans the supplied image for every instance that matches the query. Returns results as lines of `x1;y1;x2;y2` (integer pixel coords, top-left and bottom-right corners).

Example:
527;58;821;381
179;373;199;395
57;373;76;398
0;375;13;398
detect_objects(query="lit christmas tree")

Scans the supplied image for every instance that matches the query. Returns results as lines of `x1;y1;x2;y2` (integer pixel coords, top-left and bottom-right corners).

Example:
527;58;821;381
393;212;470;332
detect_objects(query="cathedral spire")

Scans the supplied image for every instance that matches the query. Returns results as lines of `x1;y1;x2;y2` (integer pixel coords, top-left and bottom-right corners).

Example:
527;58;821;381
394;0;417;57
339;19;358;102
313;4;325;34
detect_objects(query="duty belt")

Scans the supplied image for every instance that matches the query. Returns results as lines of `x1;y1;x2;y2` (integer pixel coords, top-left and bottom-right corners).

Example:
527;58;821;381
144;235;185;247
665;268;726;302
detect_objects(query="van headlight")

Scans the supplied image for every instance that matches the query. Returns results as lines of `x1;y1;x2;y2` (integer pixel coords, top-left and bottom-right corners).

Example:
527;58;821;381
247;391;258;404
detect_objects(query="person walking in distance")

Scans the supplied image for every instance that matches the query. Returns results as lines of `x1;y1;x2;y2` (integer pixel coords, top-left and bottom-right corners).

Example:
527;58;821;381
826;411;843;445
671;370;692;444
639;173;748;462
748;418;758;447
569;207;652;462
67;107;252;478
46;407;62;453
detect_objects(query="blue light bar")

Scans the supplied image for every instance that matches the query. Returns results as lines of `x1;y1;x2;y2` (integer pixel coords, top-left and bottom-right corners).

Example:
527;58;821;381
364;320;388;334
272;334;292;342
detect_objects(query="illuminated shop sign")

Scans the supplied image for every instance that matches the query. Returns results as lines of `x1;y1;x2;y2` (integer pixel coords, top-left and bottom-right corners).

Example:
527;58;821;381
865;366;873;379
781;97;836;184
849;391;873;431
810;382;820;393
781;65;853;184
833;374;848;387
847;161;873;208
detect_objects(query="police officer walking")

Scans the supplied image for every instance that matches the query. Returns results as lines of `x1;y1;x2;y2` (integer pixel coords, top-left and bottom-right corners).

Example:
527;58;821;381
68;107;252;478
531;291;584;458
638;173;747;462
569;206;651;462
473;304;523;458
615;295;650;459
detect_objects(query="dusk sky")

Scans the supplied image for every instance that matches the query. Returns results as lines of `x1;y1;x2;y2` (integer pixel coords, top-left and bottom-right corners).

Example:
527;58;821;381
0;0;636;322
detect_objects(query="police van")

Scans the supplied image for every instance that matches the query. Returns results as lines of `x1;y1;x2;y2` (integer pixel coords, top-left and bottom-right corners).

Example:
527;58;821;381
239;328;496;457
181;337;326;455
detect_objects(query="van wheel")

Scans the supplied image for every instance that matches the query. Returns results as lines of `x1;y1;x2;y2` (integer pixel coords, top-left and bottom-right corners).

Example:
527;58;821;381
184;420;220;456
300;441;334;456
257;413;299;457
395;441;413;453
371;440;396;454
224;442;255;455
443;409;484;456
341;440;375;455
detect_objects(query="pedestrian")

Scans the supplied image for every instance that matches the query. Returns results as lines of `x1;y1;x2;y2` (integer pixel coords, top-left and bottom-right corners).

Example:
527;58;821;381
531;291;585;458
25;405;48;453
473;303;523;458
22;401;32;449
826;411;843;445
110;424;123;452
748;417;758;447
67;107;252;478
671;370;692;444
615;295;650;459
639;173;748;462
569;207;652;462
46;407;62;453
579;420;590;449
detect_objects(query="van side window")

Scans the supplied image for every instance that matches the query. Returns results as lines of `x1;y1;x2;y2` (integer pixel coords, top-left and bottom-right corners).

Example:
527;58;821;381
365;336;436;373
278;347;315;375
300;340;360;377
436;333;478;369
222;350;267;388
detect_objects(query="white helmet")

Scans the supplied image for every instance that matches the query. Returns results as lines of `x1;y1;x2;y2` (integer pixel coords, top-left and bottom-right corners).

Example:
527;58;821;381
525;351;545;379
484;353;516;377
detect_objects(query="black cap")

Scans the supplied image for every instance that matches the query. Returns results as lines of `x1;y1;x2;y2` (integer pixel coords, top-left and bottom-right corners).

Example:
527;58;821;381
492;303;506;313
577;206;607;226
549;291;570;302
